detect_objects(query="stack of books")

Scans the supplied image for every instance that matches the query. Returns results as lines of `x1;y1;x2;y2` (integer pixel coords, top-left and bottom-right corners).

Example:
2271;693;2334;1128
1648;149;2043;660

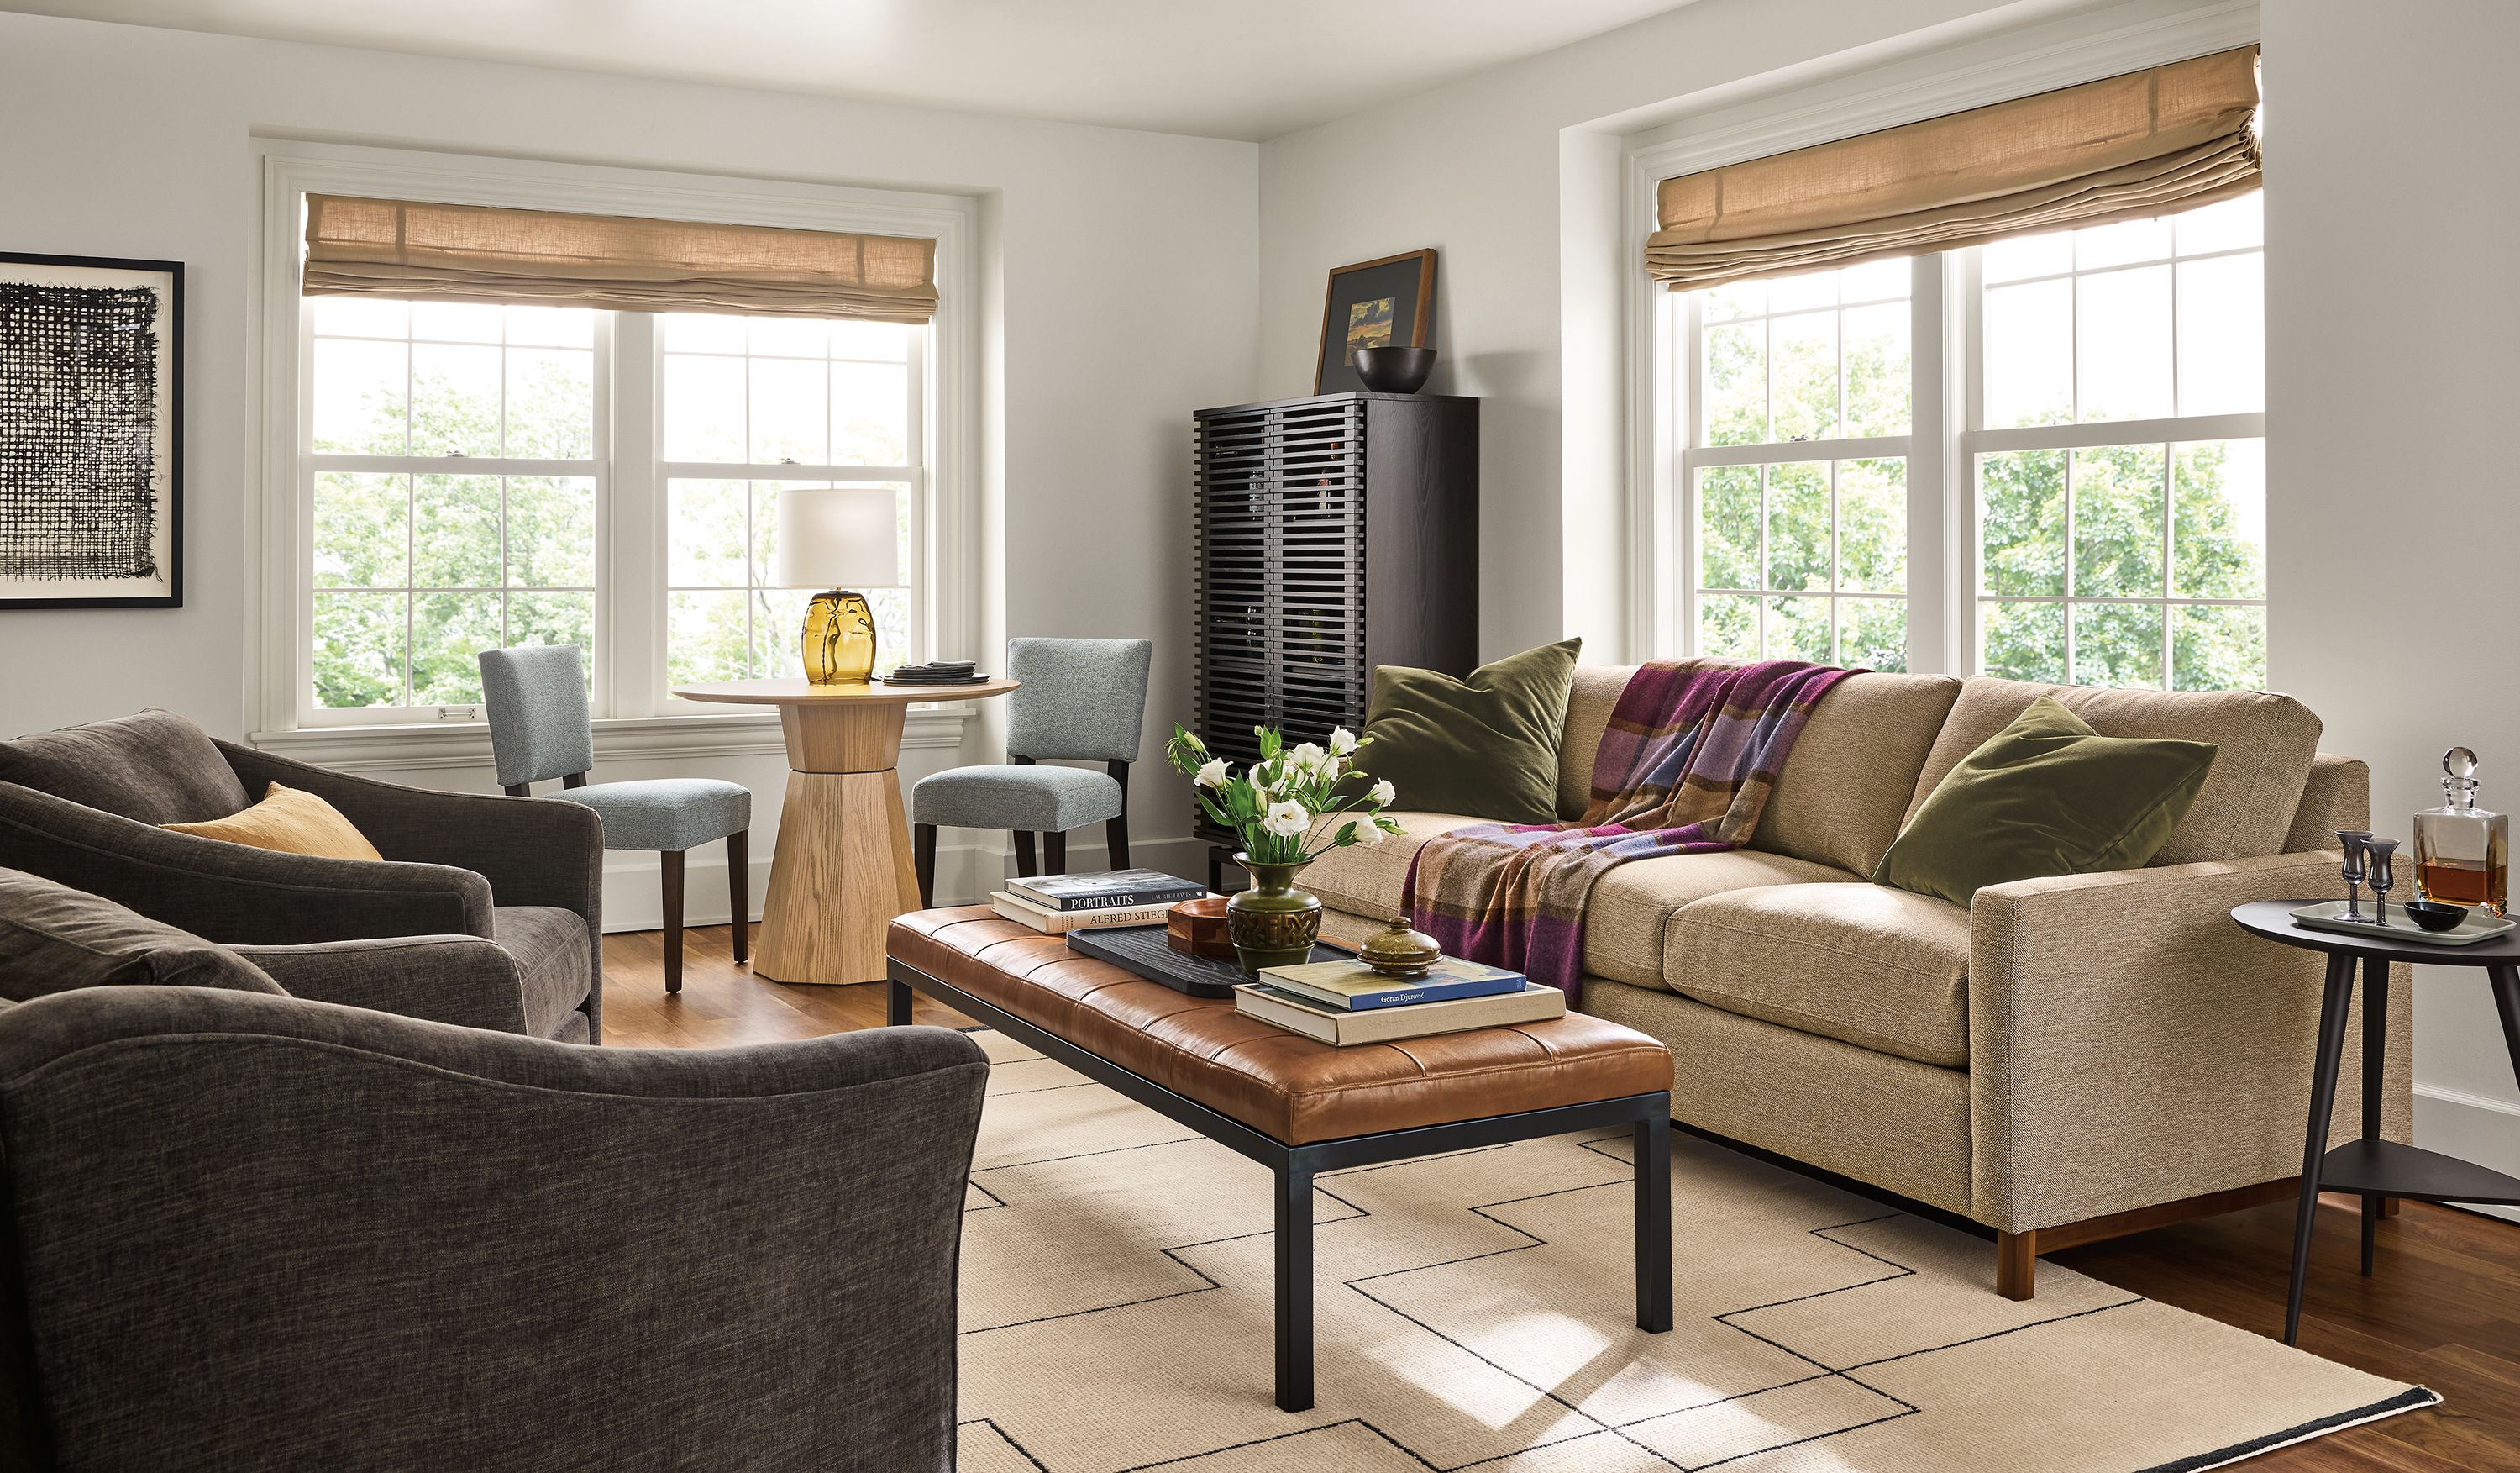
883;660;990;687
1236;956;1563;1044
990;868;1209;933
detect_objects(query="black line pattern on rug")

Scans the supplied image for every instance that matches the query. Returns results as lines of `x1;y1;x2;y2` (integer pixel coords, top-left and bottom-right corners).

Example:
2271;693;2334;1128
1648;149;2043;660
958;1415;1054;1471
962;1044;2176;1472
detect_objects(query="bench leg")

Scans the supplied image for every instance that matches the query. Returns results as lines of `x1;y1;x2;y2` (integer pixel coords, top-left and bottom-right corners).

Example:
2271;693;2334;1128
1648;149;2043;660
1635;1107;1673;1332
887;977;913;1027
1274;1160;1315;1413
1997;1230;2037;1300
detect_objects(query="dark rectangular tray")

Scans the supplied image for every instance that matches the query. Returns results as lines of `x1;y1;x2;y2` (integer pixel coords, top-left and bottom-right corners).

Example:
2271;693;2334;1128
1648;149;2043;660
1063;923;1357;999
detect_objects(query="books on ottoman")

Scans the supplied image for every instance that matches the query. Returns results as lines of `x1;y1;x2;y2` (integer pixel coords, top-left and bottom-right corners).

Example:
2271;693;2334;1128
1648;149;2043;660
990;891;1201;934
1006;868;1207;913
1234;981;1565;1045
1256;957;1525;1012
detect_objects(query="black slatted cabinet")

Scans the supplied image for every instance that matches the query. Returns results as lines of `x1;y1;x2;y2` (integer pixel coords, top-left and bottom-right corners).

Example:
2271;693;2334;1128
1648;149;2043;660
1192;391;1478;881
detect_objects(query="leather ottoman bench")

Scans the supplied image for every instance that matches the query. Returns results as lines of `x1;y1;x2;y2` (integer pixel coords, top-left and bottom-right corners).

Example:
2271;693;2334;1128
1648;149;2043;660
886;906;1677;1412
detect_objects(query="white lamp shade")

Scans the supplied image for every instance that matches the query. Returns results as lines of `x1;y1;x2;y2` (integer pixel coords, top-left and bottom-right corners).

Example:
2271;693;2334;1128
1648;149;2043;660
773;487;899;590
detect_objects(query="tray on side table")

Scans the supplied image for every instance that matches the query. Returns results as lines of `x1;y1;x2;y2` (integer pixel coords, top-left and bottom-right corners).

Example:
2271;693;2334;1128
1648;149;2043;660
1065;924;1356;998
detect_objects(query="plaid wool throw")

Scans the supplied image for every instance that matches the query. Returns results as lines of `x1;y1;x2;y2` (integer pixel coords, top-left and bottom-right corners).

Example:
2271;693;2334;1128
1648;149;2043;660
1402;660;1856;1003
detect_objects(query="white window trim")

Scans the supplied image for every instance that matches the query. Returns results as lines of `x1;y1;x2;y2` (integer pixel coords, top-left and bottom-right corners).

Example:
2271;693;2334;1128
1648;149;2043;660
1619;0;2260;667
247;140;982;762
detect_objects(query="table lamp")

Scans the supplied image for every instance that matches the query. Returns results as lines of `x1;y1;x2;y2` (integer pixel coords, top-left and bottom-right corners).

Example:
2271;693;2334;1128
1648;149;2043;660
774;487;898;684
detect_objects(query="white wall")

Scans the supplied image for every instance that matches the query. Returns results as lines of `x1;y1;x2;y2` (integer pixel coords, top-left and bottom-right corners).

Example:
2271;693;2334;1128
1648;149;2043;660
0;12;1259;914
2263;0;2520;1211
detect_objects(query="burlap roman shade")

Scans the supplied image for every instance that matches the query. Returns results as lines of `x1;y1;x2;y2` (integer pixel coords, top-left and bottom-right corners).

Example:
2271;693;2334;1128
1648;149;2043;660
1647;46;2260;292
303;195;937;323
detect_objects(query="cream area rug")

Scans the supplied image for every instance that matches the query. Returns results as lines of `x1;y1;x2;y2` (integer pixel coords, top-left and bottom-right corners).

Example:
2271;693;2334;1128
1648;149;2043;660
951;1031;2435;1472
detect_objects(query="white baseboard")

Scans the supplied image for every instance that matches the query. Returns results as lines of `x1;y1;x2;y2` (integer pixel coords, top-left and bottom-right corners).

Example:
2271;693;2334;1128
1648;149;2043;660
597;834;1214;933
2412;1081;2520;1224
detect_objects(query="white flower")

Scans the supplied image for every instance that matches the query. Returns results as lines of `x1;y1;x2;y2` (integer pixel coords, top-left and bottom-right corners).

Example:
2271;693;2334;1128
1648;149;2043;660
1357;818;1387;845
1328;728;1358;756
1261;799;1310;838
1287;741;1327;776
1368;778;1396;808
1194;758;1229;789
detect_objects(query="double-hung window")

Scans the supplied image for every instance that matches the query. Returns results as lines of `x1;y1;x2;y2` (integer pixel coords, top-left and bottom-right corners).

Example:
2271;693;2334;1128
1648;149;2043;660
272;160;960;737
1667;192;2265;690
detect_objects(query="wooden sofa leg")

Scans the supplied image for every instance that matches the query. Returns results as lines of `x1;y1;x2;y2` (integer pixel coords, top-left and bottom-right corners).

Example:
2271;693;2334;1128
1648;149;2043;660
1996;1230;2036;1301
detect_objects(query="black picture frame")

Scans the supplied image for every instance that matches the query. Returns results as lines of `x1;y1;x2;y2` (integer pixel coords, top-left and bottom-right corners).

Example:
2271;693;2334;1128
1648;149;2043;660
1313;248;1436;394
0;250;184;610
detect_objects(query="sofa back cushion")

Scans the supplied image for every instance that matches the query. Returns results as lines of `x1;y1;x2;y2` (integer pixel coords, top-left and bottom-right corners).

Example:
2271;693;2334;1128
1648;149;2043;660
0;867;286;1001
1906;679;2321;864
1557;663;1961;877
0;709;249;825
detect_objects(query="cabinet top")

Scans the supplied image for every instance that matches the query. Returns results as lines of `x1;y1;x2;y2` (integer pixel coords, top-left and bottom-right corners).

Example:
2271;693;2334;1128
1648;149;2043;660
1196;390;1478;418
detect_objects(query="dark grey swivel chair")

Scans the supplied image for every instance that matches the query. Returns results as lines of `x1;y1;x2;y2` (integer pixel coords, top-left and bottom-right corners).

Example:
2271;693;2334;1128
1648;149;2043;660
0;708;602;1042
0;985;985;1471
909;637;1153;904
478;644;751;995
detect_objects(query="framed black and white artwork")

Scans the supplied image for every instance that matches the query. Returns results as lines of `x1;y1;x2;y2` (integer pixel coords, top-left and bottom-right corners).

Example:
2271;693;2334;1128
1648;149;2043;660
0;251;183;609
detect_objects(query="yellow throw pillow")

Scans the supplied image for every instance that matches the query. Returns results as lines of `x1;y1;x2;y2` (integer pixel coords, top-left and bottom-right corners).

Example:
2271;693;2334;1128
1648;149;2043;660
163;782;384;862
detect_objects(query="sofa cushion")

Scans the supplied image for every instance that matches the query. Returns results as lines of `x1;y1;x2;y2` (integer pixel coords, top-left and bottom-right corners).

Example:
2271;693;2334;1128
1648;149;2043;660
1907;679;2319;864
1665;882;1972;1067
1304;811;1493;923
1357;639;1579;824
1876;697;2218;906
1754;671;1963;876
1584;850;1861;988
1305;813;1855;989
492;906;592;1039
163;781;386;863
1554;665;1961;878
0;867;286;1001
0;709;250;826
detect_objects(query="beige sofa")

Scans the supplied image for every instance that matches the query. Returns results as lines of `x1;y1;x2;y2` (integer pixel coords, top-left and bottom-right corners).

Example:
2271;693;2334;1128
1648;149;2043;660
1309;664;2408;1297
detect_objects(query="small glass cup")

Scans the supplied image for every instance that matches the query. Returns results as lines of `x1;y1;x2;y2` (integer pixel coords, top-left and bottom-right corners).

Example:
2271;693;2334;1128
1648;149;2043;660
2365;836;2400;928
2336;829;2372;922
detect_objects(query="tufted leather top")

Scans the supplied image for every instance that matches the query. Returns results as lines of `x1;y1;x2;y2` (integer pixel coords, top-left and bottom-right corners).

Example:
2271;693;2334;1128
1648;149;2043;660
888;907;1674;1145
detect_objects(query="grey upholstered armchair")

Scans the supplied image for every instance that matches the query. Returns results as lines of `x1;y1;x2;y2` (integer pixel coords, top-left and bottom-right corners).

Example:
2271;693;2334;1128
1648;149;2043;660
0;710;603;1042
0;985;986;1472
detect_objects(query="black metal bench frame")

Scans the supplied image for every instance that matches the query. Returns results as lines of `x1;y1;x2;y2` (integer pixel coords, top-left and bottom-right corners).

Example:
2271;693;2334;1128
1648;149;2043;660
888;960;1673;1412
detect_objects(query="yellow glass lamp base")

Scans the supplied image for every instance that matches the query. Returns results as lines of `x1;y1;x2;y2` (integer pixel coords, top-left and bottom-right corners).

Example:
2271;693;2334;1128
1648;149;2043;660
802;589;878;685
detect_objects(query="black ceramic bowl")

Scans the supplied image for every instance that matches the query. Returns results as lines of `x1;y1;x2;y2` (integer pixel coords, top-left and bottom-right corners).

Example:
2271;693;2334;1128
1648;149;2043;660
2402;899;2467;932
1353;345;1436;394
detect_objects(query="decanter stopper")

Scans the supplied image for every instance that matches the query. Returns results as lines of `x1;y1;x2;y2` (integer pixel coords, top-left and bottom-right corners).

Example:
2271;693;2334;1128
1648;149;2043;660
2445;746;2481;807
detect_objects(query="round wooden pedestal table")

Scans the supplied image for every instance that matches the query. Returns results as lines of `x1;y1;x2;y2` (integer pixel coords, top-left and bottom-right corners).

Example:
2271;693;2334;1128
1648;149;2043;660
675;677;1018;986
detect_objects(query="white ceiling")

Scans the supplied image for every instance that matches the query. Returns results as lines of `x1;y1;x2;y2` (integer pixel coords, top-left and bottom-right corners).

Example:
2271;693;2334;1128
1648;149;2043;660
8;0;1699;140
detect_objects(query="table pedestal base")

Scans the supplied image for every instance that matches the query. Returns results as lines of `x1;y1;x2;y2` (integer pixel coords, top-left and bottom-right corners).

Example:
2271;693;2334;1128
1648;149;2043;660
753;770;922;986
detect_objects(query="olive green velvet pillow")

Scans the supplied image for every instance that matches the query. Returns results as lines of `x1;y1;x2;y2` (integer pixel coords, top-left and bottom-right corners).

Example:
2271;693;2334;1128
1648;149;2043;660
1354;639;1580;824
1873;696;2218;907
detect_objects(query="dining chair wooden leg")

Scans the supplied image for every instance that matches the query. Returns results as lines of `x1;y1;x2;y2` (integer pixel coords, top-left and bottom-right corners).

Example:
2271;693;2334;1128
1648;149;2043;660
726;829;749;965
914;823;938;908
1013;831;1037;878
661;849;686;995
1105;812;1130;870
1045;829;1067;876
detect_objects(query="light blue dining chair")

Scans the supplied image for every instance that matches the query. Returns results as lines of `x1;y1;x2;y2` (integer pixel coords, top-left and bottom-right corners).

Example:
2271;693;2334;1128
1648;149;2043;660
911;638;1154;905
477;644;752;995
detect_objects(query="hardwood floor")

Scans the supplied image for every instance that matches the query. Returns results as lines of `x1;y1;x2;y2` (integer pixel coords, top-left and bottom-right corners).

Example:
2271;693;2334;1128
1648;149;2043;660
603;923;2520;1470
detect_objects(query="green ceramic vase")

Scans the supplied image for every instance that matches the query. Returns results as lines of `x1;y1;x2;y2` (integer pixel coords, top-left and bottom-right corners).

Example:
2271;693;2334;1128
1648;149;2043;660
1226;854;1323;977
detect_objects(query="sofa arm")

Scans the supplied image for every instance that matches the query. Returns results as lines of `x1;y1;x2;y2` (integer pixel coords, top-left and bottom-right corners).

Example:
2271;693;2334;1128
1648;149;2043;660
0;988;987;1471
1966;849;2410;1235
219;742;603;926
232;935;533;1034
0;780;494;946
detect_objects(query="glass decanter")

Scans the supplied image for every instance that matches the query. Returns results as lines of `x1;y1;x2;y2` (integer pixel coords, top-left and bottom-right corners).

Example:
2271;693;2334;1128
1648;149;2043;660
2414;746;2509;917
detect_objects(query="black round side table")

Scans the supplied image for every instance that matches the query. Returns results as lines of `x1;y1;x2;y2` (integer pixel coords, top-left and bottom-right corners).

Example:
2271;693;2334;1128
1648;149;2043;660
2231;899;2520;1344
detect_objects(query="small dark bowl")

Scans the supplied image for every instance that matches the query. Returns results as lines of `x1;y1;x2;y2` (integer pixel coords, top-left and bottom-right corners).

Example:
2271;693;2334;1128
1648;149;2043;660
1353;345;1436;394
2402;899;2468;932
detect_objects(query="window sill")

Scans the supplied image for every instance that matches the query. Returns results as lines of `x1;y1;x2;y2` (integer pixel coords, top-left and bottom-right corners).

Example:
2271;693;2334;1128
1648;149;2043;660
250;707;979;774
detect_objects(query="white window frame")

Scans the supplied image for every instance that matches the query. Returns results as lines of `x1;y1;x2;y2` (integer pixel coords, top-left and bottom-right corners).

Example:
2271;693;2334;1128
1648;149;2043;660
249;141;979;765
1620;3;2259;676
